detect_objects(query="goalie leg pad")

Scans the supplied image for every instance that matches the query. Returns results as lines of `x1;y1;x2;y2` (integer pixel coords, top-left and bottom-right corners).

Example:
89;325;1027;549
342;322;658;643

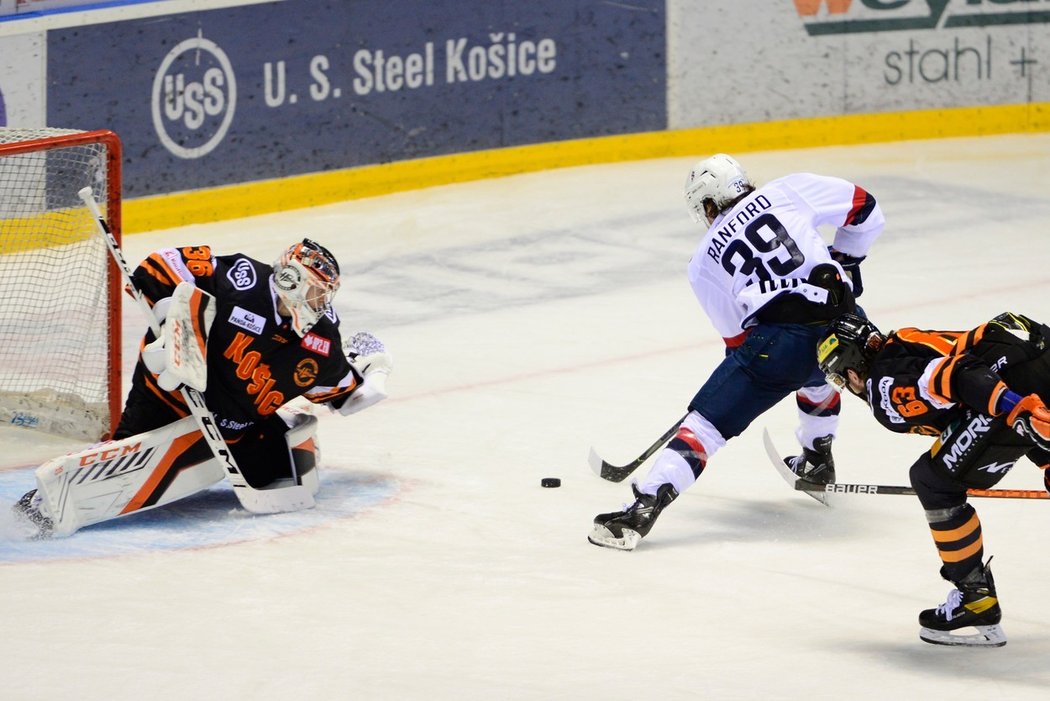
285;413;320;496
34;416;225;537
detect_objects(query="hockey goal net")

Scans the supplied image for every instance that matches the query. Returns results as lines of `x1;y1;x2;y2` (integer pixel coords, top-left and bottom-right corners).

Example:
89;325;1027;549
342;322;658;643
0;128;122;442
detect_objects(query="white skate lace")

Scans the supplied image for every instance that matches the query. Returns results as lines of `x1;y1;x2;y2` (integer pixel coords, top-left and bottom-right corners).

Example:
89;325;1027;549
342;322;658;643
935;589;963;621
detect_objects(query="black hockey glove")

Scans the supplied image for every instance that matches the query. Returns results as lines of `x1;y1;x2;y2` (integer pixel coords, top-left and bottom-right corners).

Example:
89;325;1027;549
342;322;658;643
829;247;866;298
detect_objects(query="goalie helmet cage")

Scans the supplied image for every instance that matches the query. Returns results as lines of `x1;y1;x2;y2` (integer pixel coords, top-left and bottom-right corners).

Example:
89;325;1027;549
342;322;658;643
0;128;122;442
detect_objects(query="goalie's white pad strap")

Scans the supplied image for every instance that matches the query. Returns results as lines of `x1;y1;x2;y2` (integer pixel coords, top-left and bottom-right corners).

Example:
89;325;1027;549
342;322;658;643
35;416;225;537
162;282;216;392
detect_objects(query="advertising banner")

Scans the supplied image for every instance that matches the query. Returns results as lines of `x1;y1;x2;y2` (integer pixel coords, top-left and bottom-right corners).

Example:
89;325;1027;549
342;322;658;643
46;0;666;197
669;0;1050;128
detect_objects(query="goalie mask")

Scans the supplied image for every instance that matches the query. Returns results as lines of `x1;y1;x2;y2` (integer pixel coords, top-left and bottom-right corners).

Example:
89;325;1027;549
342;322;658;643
273;238;341;336
817;314;885;395
684;154;754;224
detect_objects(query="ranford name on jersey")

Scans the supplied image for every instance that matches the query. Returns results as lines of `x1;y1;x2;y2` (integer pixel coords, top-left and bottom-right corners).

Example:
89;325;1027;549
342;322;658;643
705;194;773;263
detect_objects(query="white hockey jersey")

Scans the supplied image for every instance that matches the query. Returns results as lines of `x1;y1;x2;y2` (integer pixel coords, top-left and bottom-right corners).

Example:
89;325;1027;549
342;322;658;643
687;172;884;343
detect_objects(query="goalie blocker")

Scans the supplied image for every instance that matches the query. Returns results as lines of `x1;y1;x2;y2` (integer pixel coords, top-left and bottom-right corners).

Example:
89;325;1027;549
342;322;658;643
22;411;321;538
142;281;215;393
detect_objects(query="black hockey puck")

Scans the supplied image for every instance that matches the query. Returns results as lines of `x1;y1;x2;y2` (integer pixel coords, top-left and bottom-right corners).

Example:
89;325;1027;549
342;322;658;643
541;478;561;488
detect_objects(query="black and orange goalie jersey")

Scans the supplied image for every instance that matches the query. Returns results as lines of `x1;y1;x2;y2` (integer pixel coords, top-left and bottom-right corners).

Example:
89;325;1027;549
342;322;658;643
129;246;358;434
864;313;1050;437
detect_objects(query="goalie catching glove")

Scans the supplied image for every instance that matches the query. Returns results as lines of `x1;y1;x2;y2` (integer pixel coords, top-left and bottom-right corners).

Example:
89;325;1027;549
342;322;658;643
141;282;216;392
330;331;392;415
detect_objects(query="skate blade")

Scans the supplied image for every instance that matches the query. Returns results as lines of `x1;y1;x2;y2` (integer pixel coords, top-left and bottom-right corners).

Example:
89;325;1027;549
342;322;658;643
919;624;1007;648
587;525;641;551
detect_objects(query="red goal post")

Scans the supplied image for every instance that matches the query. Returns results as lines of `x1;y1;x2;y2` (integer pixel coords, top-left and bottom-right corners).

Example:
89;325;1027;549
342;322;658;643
0;128;122;442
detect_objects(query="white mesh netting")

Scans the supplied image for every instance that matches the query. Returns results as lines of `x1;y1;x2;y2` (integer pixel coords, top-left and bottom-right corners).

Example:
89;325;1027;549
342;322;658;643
0;128;114;441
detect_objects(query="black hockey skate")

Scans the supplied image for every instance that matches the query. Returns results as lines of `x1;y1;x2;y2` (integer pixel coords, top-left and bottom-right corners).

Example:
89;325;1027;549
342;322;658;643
588;482;679;551
11;489;54;540
919;561;1006;647
784;434;836;486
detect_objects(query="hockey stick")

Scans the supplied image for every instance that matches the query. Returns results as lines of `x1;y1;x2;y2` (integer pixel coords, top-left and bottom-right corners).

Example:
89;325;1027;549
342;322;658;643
763;428;1049;502
589;414;687;482
78;187;314;514
762;428;831;505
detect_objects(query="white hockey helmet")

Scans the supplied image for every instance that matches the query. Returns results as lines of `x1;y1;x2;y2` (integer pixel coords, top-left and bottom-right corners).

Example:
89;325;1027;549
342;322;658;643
272;238;341;336
684;154;754;224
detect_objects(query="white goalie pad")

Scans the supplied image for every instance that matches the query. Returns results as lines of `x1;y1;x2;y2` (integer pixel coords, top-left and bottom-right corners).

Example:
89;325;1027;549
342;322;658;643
34;416;225;537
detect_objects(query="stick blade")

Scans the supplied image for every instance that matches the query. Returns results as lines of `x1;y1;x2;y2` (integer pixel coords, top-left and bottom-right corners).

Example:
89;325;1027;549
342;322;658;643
588;446;631;483
762;428;831;506
588;446;606;477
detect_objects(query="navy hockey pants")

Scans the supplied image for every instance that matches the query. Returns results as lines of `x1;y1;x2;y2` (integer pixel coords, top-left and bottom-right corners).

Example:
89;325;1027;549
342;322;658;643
688;322;830;440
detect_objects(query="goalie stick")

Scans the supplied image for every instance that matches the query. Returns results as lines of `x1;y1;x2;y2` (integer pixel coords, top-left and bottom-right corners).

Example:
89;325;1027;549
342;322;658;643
78;187;314;514
589;414;687;482
762;428;1049;502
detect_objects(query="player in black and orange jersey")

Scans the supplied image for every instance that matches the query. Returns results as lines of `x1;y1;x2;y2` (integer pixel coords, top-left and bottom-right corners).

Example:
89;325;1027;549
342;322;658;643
14;239;391;537
817;312;1050;647
118;238;392;485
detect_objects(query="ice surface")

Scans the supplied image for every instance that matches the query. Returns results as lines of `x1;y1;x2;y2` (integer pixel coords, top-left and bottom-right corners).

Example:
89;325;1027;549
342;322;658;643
2;135;1050;700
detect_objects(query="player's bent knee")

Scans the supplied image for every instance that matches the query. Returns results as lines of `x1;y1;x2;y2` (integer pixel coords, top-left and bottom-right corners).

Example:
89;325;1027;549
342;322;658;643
284;412;321;496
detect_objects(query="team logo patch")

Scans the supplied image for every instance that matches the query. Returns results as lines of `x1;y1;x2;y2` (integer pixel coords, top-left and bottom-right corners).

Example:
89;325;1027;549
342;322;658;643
229;306;265;335
274;264;302;292
301;333;331;357
227;258;257;290
293;358;319;387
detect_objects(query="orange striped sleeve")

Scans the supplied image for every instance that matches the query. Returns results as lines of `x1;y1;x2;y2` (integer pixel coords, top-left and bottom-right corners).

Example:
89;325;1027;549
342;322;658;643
953;324;987;354
140;252;181;288
928;355;961;403
894;328;960;355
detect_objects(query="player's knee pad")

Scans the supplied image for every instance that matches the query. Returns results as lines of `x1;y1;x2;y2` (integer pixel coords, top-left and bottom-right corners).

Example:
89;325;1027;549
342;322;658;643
671;411;726;477
283;412;321;496
909;453;968;510
796;383;841;417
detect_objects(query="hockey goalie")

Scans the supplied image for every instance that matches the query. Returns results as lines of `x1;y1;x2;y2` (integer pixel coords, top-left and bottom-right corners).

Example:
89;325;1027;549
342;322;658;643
12;239;391;538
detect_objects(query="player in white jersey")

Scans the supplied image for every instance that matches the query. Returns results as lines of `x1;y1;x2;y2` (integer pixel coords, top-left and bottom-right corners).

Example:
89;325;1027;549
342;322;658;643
589;154;885;550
